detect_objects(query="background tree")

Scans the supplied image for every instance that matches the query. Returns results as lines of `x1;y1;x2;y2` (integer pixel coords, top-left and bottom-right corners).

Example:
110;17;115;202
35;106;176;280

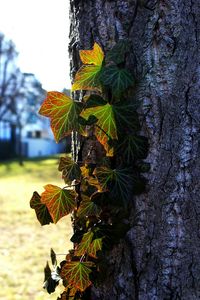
0;33;45;160
69;1;200;299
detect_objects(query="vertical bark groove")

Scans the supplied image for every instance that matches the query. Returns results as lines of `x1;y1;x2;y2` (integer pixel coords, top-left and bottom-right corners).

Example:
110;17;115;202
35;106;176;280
69;1;200;299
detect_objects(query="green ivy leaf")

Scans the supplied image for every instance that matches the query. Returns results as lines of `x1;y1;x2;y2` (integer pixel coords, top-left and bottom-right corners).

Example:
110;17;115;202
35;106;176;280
61;261;95;292
81;103;117;156
30;192;53;226
58;156;81;184
83;94;107;108
113;101;140;133
41;184;77;223
72;43;104;92
75;231;94;257
117;135;149;163
77;195;101;218
101;65;134;97
88;238;103;258
106;40;131;64
39;91;83;143
95;167;134;204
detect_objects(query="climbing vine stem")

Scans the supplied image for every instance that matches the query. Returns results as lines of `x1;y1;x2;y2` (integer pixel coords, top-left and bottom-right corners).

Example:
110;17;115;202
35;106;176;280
30;40;149;300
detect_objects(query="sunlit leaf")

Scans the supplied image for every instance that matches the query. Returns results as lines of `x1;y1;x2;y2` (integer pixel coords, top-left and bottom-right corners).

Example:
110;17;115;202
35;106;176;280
41;184;77;223
30;192;53;226
61;261;94;292
75;231;94;256
81;103;117;156
39;91;83;142
75;231;103;258
72;65;103;92
106;40;131;64
80;42;104;66
88;238;103;258
95;167;134;204
101;65;134;97
72;43;104;92
77;195;101;218
58;156;81;184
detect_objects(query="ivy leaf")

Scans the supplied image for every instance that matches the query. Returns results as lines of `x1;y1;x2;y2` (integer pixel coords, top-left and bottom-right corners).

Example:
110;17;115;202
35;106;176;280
50;248;57;267
101;65;134;97
72;43;104;92
41;184;77;223
117;135;149;163
75;231;103;258
106;40;131;64
39;91;83;142
83;94;107;108
79;42;104;66
61;261;94;292
88;238;103;258
44;261;51;282
113;101;140;134
77;195;101;218
30;192;53;226
75;231;94;257
58;156;81;184
95;167;134;204
43;262;59;294
80;103;117;156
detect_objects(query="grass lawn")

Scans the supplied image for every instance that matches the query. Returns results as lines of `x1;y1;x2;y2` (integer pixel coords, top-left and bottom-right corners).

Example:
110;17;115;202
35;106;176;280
0;156;73;300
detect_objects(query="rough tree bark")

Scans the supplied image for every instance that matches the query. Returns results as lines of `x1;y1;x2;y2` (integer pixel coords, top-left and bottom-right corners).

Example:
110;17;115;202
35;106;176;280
69;1;200;299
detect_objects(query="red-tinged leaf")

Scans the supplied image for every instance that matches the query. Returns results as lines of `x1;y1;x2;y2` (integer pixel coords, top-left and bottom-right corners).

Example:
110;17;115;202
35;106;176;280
61;261;94;292
58;156;81;184
41;184;77;223
77;195;101;218
72;43;104;92
80;42;104;66
80;103;117;156
30;192;53;226
88;238;103;258
39;91;83;142
75;231;94;257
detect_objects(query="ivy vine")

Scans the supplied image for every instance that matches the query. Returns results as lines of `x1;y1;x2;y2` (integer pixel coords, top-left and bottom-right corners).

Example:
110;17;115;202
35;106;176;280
30;41;149;300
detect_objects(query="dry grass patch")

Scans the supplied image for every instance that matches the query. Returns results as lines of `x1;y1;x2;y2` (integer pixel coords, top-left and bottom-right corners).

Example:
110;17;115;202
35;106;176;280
0;156;73;300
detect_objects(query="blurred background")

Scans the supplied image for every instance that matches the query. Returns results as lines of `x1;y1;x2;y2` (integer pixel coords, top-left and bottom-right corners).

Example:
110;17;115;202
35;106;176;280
0;1;73;299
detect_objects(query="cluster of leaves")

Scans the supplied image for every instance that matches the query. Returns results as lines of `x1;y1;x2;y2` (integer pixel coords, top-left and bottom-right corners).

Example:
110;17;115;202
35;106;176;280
30;41;149;299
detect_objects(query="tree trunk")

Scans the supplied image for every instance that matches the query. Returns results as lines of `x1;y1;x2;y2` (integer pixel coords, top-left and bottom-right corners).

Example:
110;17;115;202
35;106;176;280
69;1;200;299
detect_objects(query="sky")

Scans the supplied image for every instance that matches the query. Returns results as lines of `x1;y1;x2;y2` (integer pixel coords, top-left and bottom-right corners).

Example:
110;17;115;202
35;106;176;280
0;0;70;91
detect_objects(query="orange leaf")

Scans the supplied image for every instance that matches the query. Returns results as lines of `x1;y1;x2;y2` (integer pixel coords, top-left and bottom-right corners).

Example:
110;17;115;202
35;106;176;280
39;91;83;142
61;261;94;292
80;42;104;66
41;184;77;223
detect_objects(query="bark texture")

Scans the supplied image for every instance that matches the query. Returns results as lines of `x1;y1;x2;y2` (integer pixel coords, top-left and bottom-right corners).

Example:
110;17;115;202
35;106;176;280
69;1;200;299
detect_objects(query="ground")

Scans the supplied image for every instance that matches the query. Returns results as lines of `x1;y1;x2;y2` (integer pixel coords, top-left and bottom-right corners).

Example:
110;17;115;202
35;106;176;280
0;156;73;300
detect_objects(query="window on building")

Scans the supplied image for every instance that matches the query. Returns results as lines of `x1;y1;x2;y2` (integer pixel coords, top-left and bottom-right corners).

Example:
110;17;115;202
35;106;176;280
35;131;41;138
